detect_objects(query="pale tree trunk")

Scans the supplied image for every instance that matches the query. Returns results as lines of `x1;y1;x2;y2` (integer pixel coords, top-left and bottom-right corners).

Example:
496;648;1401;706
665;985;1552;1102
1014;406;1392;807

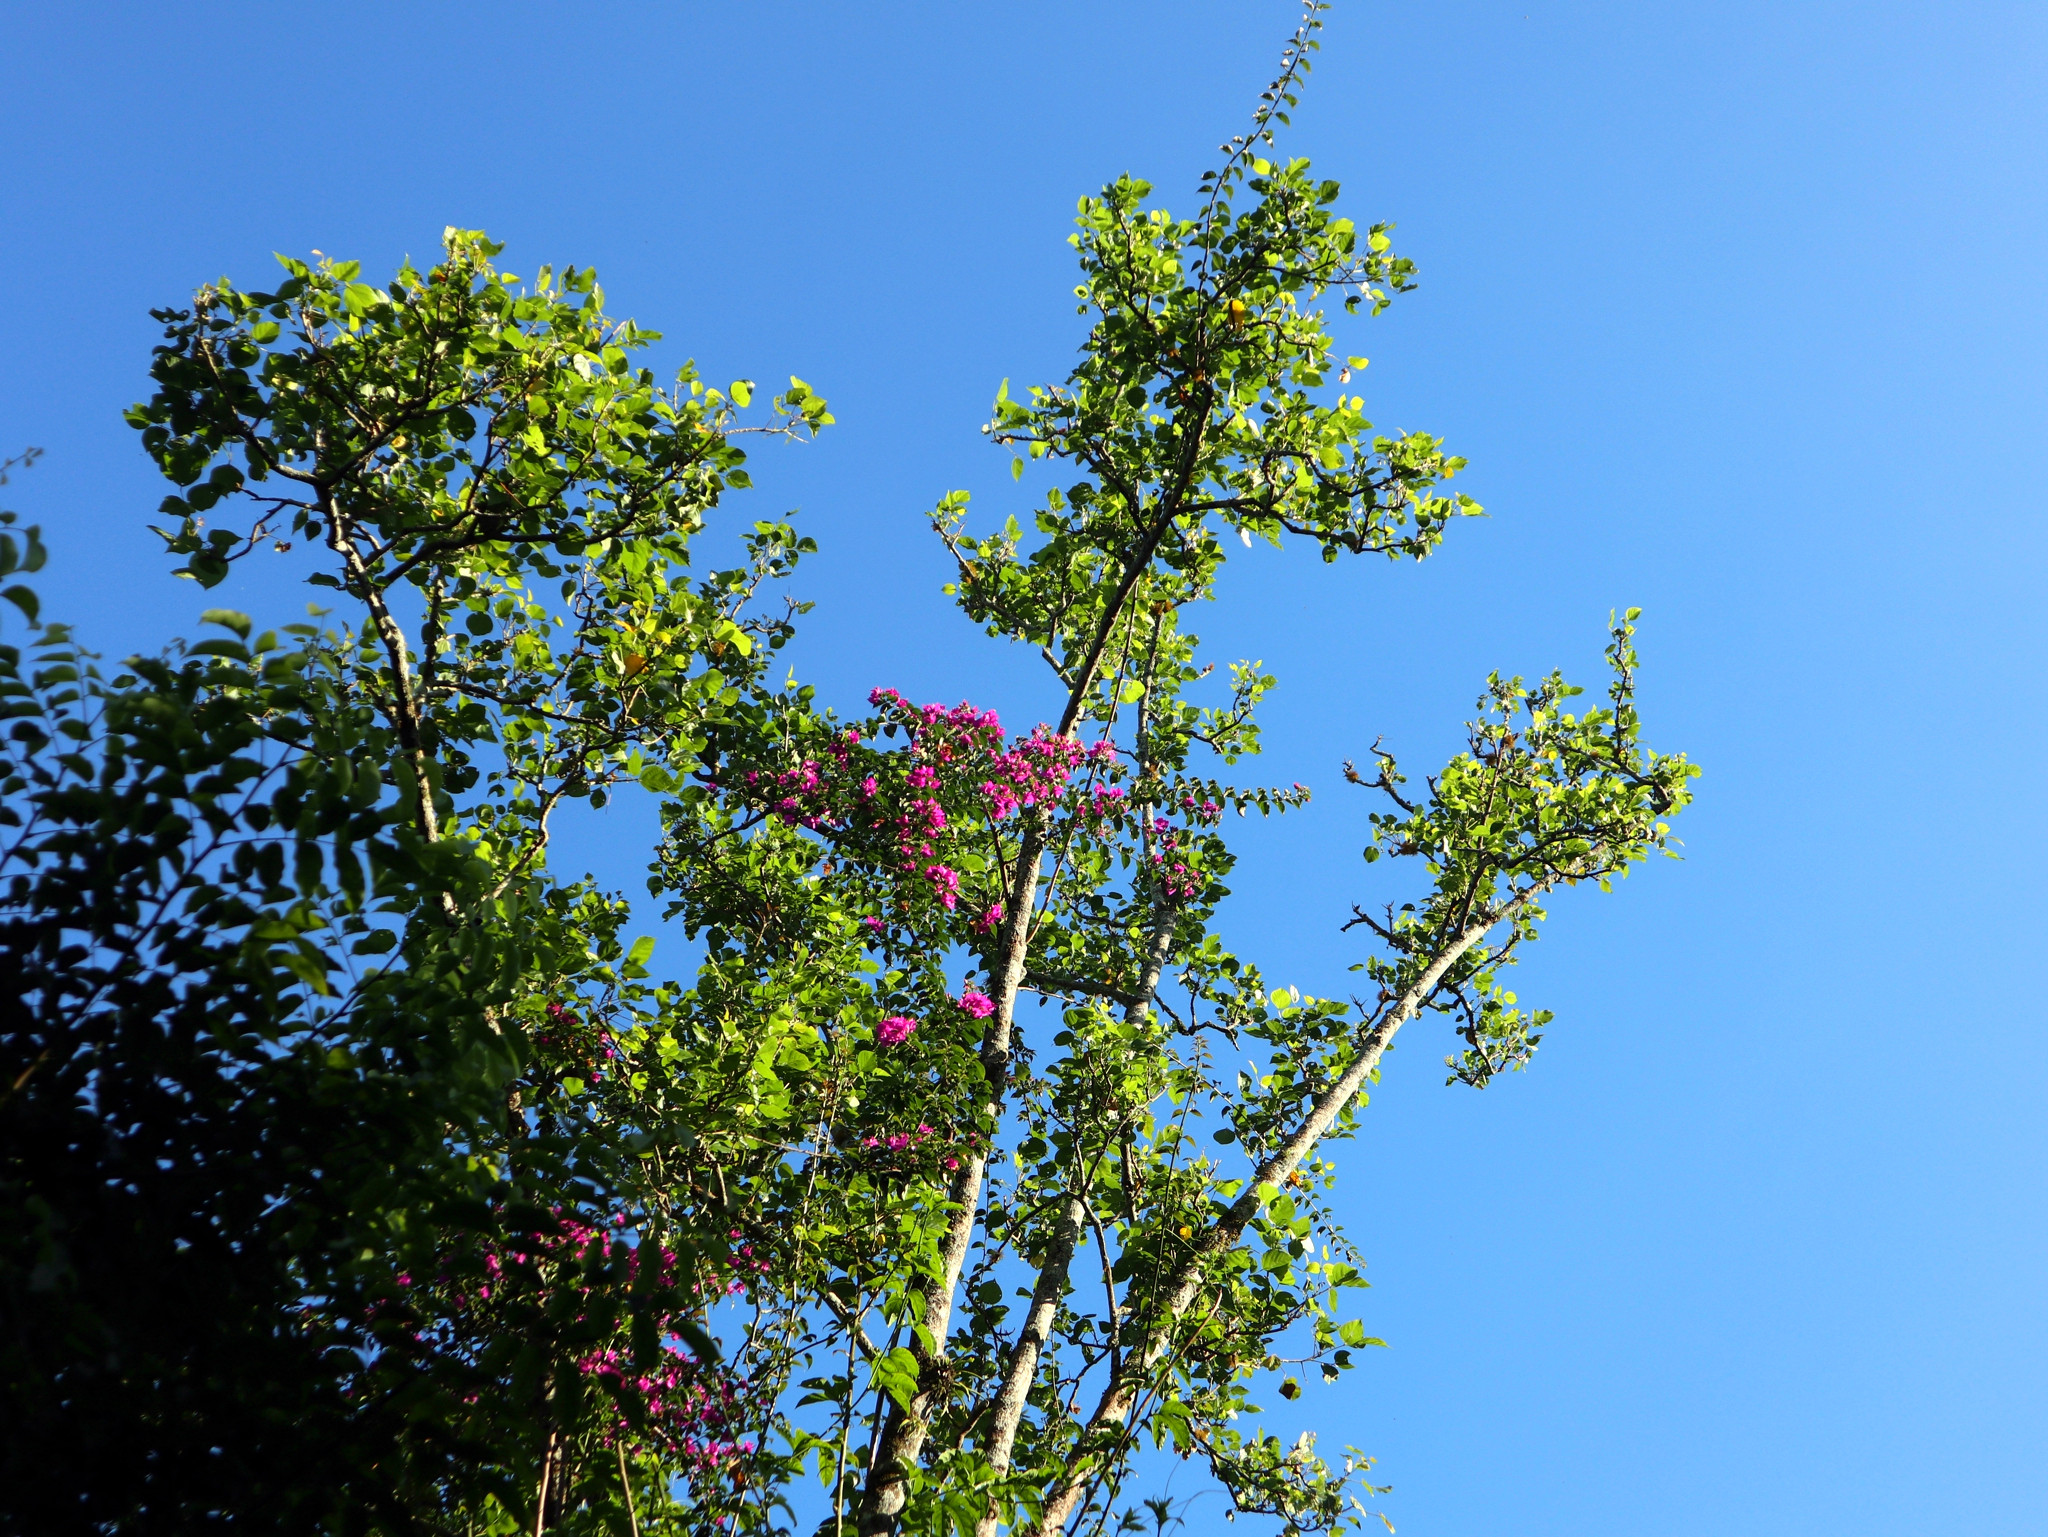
858;498;1190;1534
1031;904;1518;1537
970;911;1179;1537
858;821;1048;1533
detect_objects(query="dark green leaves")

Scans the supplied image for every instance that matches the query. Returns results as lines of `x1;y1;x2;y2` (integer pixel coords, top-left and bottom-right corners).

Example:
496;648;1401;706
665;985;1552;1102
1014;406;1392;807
0;457;48;625
2;13;1700;1534
199;607;252;639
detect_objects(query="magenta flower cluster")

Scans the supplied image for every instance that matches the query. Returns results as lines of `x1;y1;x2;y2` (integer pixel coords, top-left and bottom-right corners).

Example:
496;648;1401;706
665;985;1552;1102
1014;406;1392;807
578;1344;755;1474
550;1220;765;1469
875;987;991;1050
387;1212;770;1479
865;689;1120;919
858;1120;935;1152
1146;821;1203;902
854;1119;960;1172
972;728;1120;820
876;1015;917;1047
1137;797;1224;902
731;689;1129;932
535;1001;620;1081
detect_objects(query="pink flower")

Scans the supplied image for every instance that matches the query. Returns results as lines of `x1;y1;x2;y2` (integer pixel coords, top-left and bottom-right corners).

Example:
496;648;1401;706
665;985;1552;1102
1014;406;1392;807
922;863;960;909
958;989;995;1018
876;1015;918;1047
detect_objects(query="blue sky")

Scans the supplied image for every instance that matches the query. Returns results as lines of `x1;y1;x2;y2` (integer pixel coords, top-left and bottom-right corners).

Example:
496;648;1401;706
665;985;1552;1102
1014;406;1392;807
4;2;2044;1532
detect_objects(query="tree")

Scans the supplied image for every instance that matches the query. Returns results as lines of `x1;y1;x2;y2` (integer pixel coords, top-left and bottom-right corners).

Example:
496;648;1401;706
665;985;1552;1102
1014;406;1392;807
641;12;1695;1537
1;233;830;1532
0;5;1694;1534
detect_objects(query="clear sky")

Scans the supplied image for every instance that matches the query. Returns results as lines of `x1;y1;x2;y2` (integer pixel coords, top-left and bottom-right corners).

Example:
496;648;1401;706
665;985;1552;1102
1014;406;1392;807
3;3;2044;1532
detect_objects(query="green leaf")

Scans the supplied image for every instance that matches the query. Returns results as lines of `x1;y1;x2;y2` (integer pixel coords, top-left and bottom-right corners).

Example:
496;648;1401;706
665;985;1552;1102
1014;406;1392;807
180;553;230;587
872;1347;922;1411
1;585;38;624
674;1320;722;1365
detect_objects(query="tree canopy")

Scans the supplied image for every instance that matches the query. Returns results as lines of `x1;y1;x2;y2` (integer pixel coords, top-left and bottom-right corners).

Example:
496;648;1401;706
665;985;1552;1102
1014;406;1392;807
0;7;1695;1535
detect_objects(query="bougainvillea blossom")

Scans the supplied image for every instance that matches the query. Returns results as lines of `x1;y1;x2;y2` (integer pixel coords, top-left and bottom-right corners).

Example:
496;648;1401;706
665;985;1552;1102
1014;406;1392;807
383;1214;771;1485
725;689;1128;926
876;1015;918;1047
